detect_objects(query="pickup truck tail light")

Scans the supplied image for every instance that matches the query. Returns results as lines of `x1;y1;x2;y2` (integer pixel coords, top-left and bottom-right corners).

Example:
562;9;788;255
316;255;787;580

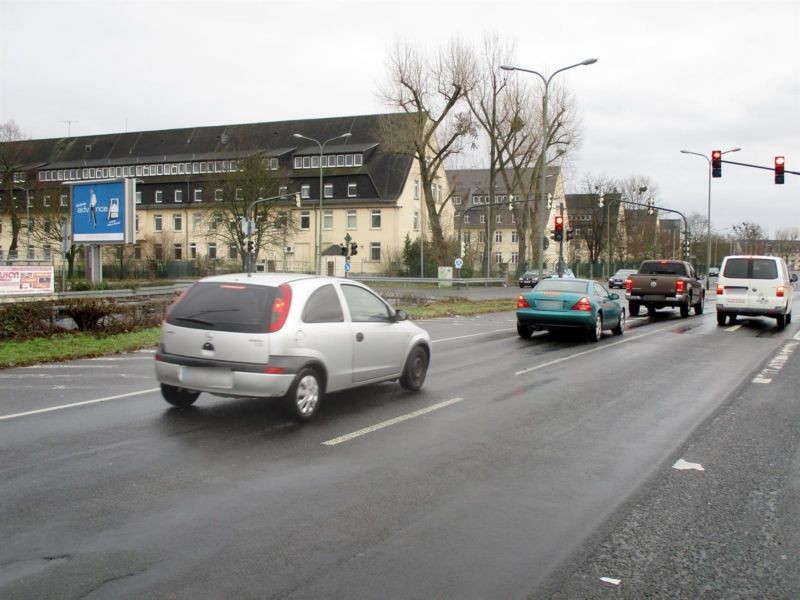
717;284;724;295
625;278;632;293
517;295;530;309
571;297;593;312
776;286;785;298
675;280;685;294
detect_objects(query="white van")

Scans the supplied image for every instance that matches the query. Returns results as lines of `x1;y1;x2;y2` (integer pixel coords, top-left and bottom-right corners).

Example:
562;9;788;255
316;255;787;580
716;255;797;329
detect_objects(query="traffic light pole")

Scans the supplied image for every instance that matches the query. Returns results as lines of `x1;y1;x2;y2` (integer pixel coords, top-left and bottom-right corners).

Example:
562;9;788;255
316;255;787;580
245;192;302;277
557;202;565;277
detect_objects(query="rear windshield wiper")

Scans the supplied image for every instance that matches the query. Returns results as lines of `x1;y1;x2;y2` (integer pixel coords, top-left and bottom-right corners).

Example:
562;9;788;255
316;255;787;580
173;316;215;327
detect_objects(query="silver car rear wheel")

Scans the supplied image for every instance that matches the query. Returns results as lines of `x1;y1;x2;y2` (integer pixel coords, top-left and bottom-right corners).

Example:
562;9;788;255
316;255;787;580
285;367;322;422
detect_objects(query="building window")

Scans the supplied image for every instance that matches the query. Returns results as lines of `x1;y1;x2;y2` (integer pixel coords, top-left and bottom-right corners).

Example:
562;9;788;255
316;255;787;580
370;242;381;262
155;190;163;203
495;230;503;243
452;195;461;205
302;156;311;169
155;244;163;261
192;213;202;231
194;189;203;202
337;155;345;167
463;214;470;224
207;243;217;259
345;154;353;167
413;211;419;231
135;214;139;232
189;243;197;259
214;189;223;202
235;188;243;200
154;215;163;232
279;185;288;196
60;194;68;207
228;244;238;260
43;195;50;207
174;189;183;203
347;183;357;197
464;232;471;245
472;194;481;205
174;244;183;260
43;245;52;259
370;209;381;229
173;214;183;231
322;209;333;230
300;210;310;230
311;156;319;169
496;214;502;224
301;185;310;199
480;214;486;224
294;157;302;169
346;209;357;229
270;158;278;170
134;245;142;260
511;251;519;264
26;245;34;259
156;165;163;175
511;230;519;243
324;183;333;198
354;153;363;166
494;252;503;264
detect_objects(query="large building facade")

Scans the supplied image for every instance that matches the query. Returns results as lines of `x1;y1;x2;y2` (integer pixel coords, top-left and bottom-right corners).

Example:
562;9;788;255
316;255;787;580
0;113;452;277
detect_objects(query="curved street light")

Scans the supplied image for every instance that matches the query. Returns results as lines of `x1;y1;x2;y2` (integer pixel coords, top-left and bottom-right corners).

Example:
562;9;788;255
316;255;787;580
501;58;597;277
293;132;352;274
680;147;741;289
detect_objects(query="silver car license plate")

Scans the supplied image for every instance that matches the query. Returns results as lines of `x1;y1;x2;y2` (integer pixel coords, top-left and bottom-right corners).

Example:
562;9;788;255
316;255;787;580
181;366;233;389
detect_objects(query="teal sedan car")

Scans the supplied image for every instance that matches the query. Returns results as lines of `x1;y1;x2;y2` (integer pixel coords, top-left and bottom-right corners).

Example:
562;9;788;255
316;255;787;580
516;278;625;341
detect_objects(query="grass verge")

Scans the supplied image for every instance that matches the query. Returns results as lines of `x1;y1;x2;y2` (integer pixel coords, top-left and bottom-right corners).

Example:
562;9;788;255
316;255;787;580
0;298;515;369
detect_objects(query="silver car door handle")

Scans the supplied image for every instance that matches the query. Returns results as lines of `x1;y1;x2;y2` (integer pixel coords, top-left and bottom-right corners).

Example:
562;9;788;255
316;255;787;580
355;332;364;342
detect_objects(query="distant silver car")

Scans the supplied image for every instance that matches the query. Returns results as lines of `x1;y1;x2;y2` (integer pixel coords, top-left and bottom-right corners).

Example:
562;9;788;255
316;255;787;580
154;273;431;421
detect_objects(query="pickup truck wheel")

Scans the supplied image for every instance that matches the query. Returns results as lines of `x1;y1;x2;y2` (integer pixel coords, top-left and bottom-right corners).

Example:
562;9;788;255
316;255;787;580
716;312;727;326
612;310;625;336
680;298;690;318
648;306;657;316
628;302;640;316
589;314;603;342
694;294;704;315
776;314;786;330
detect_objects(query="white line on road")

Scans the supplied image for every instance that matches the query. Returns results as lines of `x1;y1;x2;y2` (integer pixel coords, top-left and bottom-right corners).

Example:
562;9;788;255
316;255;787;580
433;329;514;344
0;388;160;422
725;324;743;331
321;397;464;446
515;325;674;376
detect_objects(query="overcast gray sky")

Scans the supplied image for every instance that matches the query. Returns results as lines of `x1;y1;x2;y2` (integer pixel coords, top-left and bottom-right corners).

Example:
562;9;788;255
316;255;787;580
1;0;798;236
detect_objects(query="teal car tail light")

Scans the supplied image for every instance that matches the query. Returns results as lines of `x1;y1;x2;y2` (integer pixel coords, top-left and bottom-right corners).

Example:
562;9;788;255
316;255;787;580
571;297;593;311
517;295;530;309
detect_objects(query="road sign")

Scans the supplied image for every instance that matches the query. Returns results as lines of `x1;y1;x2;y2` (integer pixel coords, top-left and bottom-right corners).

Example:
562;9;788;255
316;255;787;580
454;258;464;269
344;261;351;272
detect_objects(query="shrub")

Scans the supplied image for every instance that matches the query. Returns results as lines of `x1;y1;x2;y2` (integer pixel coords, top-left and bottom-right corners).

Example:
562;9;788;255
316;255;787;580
0;301;60;340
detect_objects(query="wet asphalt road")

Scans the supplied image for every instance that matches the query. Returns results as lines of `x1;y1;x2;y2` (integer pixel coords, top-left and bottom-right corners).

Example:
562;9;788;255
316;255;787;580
1;291;799;599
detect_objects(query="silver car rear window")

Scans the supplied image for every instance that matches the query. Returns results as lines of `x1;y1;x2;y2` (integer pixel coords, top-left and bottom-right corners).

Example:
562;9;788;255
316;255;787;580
167;282;276;333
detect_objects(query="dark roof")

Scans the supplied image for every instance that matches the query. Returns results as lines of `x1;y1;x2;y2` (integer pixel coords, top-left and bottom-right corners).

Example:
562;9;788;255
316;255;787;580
447;167;560;201
3;113;418;203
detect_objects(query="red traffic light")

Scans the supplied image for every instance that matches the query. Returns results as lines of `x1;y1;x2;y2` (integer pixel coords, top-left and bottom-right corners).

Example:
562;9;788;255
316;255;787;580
711;150;722;177
554;216;564;231
775;156;785;184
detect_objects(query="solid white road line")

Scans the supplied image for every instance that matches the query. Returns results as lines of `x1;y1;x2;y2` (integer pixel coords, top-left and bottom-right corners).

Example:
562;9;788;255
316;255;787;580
0;388;160;422
725;324;743;331
322;397;464;446
433;329;514;344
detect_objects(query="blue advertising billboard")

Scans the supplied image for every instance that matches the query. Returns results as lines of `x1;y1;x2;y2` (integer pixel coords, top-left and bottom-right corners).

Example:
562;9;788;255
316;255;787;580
71;180;135;243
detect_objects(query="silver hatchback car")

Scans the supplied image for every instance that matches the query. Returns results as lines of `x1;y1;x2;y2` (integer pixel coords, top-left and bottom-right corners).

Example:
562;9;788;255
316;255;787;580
154;273;431;421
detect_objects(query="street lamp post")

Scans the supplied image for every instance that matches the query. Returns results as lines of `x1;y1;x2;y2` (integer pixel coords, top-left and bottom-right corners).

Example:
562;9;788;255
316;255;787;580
293;132;352;275
680;147;740;289
501;58;597;277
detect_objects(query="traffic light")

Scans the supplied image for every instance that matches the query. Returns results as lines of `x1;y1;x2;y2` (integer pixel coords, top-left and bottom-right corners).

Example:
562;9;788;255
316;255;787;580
566;228;575;241
597;192;605;208
683;238;691;258
340;243;347;256
775;156;785;185
553;215;564;242
459;240;466;257
350;242;358;256
247;240;254;253
546;193;553;210
711;150;722;178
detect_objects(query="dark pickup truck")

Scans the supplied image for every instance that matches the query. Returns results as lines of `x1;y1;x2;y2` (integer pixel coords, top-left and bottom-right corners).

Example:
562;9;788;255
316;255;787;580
625;260;705;318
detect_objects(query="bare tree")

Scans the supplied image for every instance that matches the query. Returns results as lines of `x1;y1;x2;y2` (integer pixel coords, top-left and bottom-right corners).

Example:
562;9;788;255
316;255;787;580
0;120;28;261
28;182;81;278
199;152;295;270
378;39;477;266
732;221;765;254
772;227;800;264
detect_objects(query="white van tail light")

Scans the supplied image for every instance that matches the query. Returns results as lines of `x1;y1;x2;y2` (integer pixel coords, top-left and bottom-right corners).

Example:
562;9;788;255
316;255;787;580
717;284;724;295
776;286;785;298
